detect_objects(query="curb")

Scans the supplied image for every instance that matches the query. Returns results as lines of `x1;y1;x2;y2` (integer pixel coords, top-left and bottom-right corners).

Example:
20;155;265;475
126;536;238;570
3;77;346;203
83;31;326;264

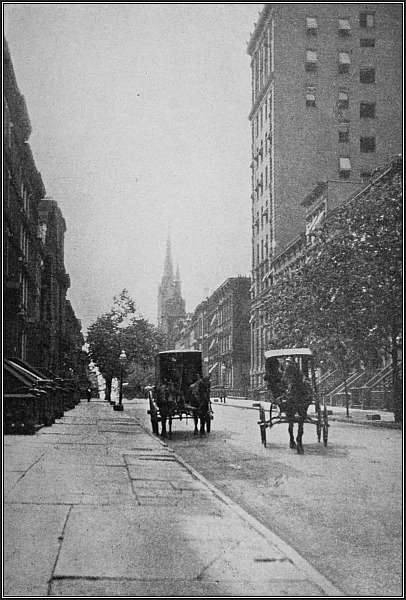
328;415;401;429
135;415;344;597
212;400;400;428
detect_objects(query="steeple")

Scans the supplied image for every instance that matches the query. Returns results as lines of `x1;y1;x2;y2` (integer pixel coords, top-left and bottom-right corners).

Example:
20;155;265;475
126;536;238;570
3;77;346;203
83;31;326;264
175;263;181;295
162;236;174;281
157;237;186;347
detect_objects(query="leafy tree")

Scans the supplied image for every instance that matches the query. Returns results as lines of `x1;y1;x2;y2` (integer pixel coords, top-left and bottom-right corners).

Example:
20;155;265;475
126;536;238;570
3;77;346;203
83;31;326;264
86;290;166;401
264;160;402;421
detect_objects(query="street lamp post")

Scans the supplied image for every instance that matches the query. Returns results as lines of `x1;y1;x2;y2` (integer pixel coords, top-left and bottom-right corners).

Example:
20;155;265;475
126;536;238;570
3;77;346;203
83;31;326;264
113;350;127;412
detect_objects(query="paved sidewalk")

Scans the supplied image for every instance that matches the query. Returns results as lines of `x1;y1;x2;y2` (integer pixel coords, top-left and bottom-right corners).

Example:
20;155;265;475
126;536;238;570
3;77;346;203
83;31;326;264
4;399;344;597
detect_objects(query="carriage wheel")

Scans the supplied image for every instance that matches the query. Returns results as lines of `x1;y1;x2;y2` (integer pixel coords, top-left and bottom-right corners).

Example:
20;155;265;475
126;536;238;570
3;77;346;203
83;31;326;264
323;406;329;447
269;402;279;426
149;398;159;435
258;405;267;447
150;413;159;435
316;406;322;443
316;421;322;443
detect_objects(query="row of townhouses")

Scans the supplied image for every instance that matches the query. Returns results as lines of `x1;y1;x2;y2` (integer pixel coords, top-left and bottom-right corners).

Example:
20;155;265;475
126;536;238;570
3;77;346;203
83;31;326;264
158;4;402;401
3;39;87;385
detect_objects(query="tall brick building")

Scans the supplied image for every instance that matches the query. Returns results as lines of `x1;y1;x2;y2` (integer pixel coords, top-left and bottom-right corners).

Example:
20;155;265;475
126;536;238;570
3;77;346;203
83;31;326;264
248;4;403;387
38;198;72;373
3;39;46;364
157;237;186;349
3;39;86;379
176;277;251;390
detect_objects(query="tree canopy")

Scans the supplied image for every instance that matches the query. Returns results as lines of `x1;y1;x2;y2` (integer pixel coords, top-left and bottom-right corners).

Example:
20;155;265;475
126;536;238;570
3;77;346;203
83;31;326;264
265;160;402;420
86;290;166;398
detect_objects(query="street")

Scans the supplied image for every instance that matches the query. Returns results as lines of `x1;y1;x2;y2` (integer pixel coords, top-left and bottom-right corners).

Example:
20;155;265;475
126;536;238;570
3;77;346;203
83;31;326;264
131;398;402;597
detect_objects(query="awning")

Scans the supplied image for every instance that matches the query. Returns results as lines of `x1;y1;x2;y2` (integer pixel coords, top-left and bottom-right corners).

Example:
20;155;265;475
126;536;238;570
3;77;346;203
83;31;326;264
339;157;351;171
264;348;313;358
306;50;317;62
306;17;317;29
208;362;218;374
339;52;350;64
338;19;351;30
4;358;52;394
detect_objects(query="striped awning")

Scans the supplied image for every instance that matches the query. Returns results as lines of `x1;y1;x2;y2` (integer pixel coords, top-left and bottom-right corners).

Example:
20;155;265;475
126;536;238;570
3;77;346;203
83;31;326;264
339;157;351;171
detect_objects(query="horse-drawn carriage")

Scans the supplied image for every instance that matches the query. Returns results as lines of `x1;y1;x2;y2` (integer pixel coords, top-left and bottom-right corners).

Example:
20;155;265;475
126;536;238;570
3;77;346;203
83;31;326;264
147;350;213;438
256;348;329;453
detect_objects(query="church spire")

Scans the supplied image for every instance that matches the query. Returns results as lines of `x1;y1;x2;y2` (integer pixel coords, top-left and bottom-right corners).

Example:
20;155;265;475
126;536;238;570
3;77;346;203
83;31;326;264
163;236;174;280
175;263;181;295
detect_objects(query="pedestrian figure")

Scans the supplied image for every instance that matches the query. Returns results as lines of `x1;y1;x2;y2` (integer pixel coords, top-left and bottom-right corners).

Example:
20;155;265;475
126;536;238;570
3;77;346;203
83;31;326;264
86;387;92;402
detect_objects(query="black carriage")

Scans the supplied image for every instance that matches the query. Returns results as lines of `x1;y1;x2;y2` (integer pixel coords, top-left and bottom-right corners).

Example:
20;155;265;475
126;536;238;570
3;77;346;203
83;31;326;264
147;350;213;437
256;348;329;450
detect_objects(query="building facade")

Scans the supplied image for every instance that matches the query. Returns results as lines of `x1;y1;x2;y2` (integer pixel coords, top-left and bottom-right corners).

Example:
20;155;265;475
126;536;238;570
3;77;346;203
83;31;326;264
176;277;251;391
248;3;403;387
38;198;72;374
3;39;86;379
206;277;251;390
157;237;186;349
4;39;46;364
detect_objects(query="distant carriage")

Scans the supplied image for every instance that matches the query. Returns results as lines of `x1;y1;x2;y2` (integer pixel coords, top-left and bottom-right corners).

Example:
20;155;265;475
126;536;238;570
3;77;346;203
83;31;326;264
256;348;329;453
147;350;213;438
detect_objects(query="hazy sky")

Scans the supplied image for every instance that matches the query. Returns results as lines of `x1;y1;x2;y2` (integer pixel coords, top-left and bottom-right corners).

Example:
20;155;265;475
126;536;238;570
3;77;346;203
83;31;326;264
5;2;263;332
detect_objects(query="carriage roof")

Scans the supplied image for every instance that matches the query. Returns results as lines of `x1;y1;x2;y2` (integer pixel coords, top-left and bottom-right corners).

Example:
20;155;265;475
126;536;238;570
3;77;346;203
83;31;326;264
264;348;313;358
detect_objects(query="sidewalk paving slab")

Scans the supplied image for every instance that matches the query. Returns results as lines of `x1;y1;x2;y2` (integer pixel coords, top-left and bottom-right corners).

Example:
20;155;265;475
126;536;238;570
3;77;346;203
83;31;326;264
4;400;344;597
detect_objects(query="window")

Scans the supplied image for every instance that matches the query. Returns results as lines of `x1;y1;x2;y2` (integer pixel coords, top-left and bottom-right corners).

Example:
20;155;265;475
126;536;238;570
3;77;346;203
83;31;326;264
360;102;375;118
360;38;375;47
360;136;375;152
338;90;349;109
306;16;318;34
305;50;317;71
306;86;316;107
338;18;351;36
360;12;375;28
339;157;351;178
360;171;372;181
338;122;350;143
338;52;350;73
360;67;375;83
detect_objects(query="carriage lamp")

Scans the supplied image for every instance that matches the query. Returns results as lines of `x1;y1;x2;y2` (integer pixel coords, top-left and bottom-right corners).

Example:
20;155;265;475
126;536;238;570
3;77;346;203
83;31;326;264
113;350;127;412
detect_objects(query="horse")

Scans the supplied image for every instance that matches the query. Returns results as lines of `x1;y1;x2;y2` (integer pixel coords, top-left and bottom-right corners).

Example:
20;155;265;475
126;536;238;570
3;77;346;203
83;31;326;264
266;358;312;454
280;361;313;454
189;376;211;436
155;381;177;438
